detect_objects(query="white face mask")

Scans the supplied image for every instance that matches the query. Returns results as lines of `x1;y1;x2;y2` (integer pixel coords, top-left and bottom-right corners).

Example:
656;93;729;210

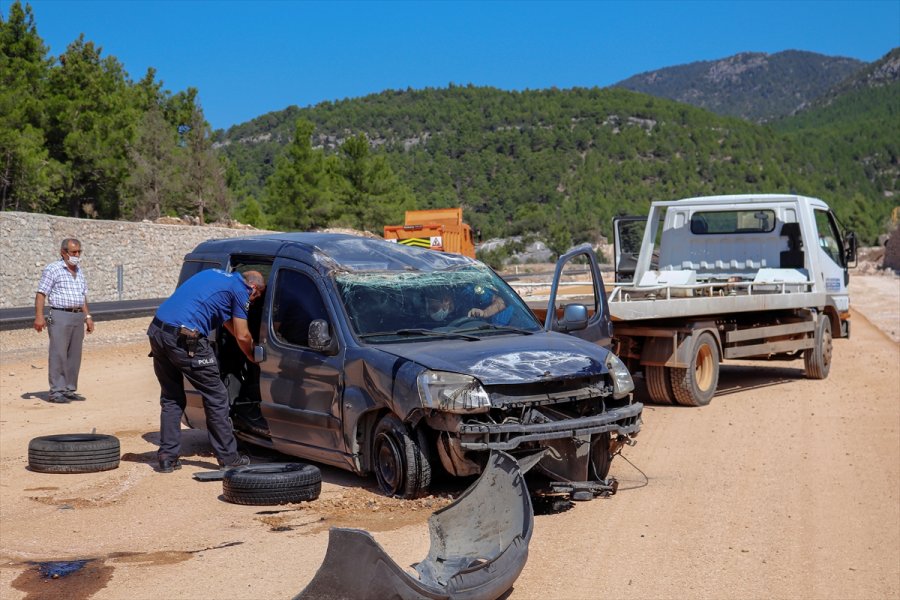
66;255;81;266
430;308;449;321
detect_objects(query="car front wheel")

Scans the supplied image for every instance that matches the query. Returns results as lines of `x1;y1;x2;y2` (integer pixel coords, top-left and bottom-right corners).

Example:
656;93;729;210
372;415;432;499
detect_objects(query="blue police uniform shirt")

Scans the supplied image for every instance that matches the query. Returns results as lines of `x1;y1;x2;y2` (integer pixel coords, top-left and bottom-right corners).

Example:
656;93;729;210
156;269;251;336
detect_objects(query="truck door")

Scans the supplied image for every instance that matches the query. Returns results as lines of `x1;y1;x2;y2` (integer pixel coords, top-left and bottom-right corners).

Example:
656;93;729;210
613;216;647;283
544;245;612;347
257;259;346;465
813;209;852;323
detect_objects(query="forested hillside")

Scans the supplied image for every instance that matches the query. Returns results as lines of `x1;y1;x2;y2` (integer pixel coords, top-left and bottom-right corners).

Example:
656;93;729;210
218;73;898;246
3;0;897;258
613;50;864;123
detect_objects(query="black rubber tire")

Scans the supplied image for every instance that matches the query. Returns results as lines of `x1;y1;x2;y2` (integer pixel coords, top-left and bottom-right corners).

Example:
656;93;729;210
645;365;675;404
222;463;322;506
372;414;432;499
804;314;832;380
28;434;120;473
670;332;720;407
590;432;613;480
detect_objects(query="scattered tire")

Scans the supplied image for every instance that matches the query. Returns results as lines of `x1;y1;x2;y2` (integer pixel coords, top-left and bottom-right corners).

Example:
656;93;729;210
670;331;720;407
28;433;120;473
222;463;322;505
372;414;432;499
804;314;833;380
645;365;675;404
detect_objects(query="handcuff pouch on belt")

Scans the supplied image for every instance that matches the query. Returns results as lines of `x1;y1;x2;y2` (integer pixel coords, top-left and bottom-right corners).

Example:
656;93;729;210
178;326;201;357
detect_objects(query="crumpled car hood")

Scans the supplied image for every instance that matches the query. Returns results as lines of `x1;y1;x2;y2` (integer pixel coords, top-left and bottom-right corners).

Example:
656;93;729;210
376;332;610;385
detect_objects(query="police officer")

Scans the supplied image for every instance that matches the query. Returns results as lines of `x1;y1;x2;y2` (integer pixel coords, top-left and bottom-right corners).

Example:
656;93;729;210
34;238;94;403
147;269;266;473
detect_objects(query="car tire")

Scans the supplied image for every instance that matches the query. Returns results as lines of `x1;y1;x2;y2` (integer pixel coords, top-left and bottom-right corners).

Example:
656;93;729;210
28;433;120;473
372;414;432;499
222;463;322;506
590;432;613;480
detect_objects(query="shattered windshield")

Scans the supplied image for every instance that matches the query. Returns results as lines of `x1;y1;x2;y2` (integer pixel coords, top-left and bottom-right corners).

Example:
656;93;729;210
335;265;542;342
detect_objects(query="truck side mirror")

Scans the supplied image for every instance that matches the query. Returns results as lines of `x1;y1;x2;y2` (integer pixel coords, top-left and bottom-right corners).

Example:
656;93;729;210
557;304;589;333
844;231;858;267
309;319;338;354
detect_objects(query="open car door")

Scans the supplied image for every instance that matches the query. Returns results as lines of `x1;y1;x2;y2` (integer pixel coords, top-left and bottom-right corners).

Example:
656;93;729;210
543;244;612;348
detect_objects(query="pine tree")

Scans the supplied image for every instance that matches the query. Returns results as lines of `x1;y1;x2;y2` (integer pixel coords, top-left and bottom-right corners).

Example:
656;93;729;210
0;0;59;211
264;119;333;231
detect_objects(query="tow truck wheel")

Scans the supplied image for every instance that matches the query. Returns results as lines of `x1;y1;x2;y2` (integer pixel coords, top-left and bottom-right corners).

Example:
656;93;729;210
373;415;432;499
804;314;832;379
645;365;675;404
670;332;720;406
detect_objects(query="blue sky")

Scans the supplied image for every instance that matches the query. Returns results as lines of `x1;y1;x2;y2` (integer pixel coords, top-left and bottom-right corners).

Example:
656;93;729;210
10;0;900;131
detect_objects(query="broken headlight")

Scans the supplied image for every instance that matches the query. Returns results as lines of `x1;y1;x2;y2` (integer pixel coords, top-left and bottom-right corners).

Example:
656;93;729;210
605;352;635;399
417;370;491;414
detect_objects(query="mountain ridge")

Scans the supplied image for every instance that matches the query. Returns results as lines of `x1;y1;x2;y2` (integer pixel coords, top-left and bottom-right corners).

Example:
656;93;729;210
612;49;865;122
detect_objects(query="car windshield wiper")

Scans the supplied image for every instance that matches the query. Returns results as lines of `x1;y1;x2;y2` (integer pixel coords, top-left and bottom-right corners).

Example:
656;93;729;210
454;324;536;336
358;328;481;342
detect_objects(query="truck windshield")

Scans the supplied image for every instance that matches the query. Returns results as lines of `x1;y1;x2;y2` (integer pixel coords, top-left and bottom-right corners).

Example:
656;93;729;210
335;266;543;341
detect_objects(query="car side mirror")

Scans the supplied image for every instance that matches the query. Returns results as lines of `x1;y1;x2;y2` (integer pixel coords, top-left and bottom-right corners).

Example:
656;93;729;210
309;319;338;354
844;231;858;267
253;345;266;363
557;304;589;333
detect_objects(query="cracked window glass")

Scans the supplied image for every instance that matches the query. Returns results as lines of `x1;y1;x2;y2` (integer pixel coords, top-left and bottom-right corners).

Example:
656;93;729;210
335;266;541;340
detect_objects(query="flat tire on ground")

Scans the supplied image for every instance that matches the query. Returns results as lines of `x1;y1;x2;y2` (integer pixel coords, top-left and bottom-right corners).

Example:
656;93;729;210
372;414;432;499
222;463;322;505
669;332;720;407
28;433;120;473
645;365;675;404
804;314;832;380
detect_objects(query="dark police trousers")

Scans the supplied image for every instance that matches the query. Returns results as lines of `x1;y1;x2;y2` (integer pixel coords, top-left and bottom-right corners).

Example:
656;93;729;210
147;322;239;464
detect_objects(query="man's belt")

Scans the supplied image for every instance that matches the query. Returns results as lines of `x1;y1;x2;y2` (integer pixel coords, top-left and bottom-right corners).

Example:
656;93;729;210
151;317;201;338
50;306;82;313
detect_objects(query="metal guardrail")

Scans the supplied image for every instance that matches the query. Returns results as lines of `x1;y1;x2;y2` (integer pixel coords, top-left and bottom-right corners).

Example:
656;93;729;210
0;298;165;331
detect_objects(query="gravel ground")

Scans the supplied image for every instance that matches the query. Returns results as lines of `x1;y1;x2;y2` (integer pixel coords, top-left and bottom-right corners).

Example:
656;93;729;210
0;273;897;600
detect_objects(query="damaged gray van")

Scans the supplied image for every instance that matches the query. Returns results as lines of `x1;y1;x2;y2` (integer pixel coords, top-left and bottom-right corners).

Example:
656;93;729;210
177;233;643;498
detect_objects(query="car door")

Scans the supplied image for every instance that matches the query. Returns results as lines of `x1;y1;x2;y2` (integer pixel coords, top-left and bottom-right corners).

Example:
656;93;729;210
544;244;612;347
257;258;347;467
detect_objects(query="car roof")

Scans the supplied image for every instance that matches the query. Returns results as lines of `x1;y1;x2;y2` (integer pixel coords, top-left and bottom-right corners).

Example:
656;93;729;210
188;231;477;272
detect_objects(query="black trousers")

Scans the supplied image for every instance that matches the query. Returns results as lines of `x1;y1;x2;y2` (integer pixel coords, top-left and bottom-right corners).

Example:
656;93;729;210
147;322;239;465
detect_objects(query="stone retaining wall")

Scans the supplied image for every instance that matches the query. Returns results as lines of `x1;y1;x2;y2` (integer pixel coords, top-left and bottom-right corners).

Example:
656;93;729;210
0;212;268;308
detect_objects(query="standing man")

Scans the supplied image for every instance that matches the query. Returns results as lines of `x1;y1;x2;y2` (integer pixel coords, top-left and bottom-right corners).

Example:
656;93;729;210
34;238;94;404
147;269;265;473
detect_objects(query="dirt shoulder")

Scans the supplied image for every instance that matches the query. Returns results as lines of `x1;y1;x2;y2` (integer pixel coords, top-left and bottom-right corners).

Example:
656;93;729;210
0;275;897;599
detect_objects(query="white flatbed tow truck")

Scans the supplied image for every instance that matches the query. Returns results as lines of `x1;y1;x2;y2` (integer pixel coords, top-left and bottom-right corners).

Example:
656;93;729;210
606;193;858;406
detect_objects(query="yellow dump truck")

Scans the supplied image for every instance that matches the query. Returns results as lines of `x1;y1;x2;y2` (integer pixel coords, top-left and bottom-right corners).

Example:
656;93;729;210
383;208;476;258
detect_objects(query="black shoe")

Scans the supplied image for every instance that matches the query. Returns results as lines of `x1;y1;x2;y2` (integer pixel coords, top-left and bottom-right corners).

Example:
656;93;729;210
158;458;182;473
219;455;250;469
48;395;70;404
64;391;86;401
